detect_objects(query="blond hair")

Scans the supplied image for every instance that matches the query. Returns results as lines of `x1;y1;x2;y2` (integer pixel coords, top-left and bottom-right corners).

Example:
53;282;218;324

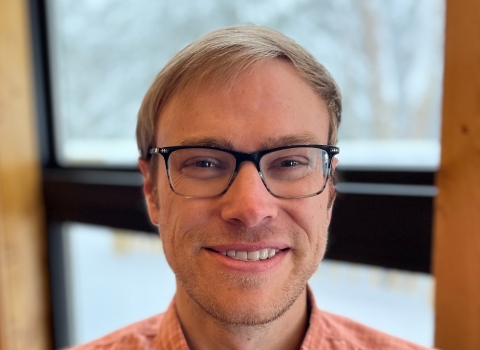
136;24;341;160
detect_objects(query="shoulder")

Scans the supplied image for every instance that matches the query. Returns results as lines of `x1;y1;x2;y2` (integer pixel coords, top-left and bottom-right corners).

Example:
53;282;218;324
320;310;433;350
69;313;165;350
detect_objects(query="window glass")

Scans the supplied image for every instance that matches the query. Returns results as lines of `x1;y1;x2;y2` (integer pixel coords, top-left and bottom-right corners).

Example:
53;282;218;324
63;224;175;345
64;223;433;347
311;261;434;346
47;0;445;169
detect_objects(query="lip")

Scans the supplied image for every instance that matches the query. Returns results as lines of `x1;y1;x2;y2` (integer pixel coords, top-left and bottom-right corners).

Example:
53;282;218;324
204;245;290;273
206;242;290;252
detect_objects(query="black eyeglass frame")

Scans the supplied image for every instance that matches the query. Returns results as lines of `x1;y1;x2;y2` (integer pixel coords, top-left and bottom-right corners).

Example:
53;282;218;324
148;144;340;199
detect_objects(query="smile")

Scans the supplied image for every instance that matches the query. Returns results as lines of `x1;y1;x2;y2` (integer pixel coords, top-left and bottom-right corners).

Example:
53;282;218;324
221;248;279;261
205;245;290;273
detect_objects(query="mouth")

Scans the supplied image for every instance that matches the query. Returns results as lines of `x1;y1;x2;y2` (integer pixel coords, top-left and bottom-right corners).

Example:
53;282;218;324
206;247;290;262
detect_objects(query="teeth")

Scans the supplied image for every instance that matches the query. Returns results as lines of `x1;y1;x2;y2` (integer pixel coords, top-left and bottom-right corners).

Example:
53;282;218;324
259;249;269;260
220;248;281;261
268;248;277;258
236;251;248;260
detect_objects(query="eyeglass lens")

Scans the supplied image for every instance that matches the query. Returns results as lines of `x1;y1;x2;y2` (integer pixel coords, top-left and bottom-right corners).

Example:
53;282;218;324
167;147;330;198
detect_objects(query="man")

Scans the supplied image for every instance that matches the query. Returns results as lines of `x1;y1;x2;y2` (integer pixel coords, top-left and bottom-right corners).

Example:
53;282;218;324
74;25;432;349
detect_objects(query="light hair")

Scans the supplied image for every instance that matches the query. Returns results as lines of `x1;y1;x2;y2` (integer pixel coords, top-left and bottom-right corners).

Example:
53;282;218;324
136;24;341;162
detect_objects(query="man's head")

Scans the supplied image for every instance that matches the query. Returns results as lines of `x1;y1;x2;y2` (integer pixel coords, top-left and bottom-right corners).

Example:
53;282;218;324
137;25;341;327
136;25;341;163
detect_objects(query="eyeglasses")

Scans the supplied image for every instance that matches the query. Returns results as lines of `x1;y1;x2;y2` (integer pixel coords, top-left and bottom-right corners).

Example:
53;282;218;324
148;145;339;199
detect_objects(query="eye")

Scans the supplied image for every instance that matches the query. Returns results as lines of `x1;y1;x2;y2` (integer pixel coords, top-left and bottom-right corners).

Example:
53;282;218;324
183;157;221;169
194;160;215;168
280;160;300;167
271;157;308;168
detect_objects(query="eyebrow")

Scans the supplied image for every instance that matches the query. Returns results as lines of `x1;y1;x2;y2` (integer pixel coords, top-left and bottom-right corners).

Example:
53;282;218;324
178;137;234;149
178;133;322;151
259;134;322;149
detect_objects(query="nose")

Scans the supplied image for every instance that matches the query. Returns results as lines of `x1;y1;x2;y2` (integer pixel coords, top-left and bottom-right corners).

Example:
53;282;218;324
220;162;278;227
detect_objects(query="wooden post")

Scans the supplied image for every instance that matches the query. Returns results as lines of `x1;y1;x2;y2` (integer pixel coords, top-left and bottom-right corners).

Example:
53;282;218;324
0;0;51;349
433;0;480;349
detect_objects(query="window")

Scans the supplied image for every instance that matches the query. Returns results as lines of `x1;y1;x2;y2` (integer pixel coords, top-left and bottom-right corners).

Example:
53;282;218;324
46;0;444;169
63;224;433;347
31;0;444;347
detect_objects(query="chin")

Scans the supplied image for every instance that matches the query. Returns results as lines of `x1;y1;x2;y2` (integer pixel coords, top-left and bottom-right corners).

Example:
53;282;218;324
195;288;300;326
179;274;307;327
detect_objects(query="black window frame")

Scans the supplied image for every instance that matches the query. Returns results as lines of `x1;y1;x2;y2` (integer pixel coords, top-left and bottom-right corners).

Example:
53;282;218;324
28;1;435;347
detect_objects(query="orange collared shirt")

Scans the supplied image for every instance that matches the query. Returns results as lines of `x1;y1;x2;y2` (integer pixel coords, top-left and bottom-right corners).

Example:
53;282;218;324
71;287;433;350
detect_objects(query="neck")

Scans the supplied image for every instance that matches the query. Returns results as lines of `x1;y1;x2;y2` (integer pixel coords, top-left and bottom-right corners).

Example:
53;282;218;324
175;285;309;350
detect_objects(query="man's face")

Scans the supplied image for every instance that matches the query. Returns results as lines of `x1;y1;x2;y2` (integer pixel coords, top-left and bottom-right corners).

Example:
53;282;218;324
141;59;335;325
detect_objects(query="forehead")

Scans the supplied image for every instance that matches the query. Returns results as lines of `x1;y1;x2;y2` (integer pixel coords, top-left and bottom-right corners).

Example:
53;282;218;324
157;60;329;151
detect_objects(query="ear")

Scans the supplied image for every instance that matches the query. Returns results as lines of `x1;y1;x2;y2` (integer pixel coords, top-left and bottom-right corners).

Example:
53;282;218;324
327;157;339;212
139;159;160;226
331;157;339;177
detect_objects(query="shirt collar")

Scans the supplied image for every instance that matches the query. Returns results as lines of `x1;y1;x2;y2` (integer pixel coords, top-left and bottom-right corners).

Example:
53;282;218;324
155;285;324;350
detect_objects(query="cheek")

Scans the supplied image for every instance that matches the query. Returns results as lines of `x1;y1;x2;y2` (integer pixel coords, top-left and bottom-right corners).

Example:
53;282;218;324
156;177;182;264
157;190;216;253
286;196;330;263
290;196;329;237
